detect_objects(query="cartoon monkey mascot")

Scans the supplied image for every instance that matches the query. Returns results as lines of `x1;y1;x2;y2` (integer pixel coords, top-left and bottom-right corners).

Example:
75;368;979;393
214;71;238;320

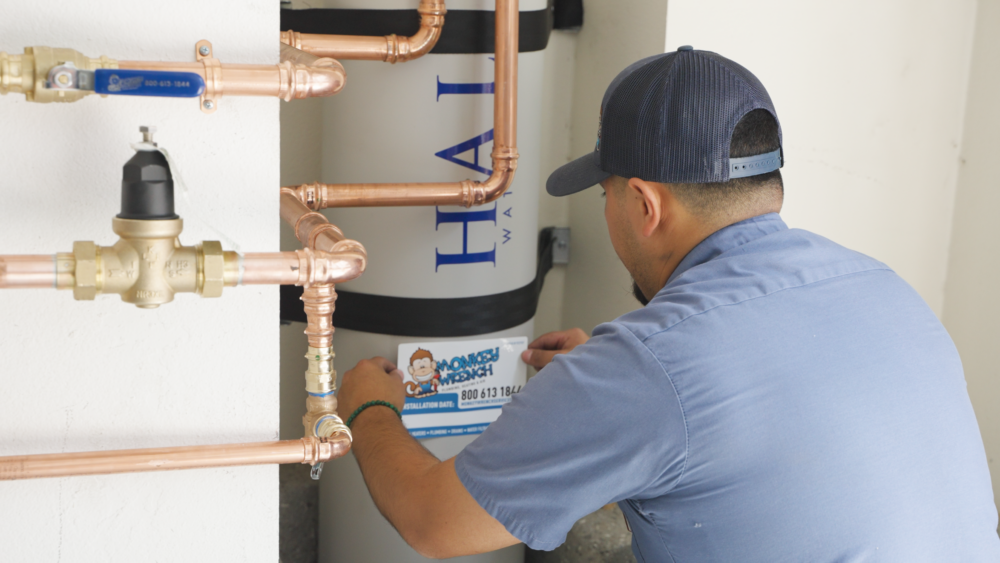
406;348;441;398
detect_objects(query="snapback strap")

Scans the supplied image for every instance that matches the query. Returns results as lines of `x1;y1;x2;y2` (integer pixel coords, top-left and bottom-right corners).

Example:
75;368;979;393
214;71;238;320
729;149;782;179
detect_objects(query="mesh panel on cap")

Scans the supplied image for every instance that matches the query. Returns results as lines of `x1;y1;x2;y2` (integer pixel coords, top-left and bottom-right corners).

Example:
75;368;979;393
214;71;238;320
599;49;781;183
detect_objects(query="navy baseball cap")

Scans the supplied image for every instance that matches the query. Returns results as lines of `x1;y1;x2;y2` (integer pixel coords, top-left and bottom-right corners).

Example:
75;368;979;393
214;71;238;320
547;46;783;196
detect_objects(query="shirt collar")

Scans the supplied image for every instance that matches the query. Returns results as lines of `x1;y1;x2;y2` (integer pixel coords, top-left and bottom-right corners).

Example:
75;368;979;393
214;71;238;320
666;213;788;285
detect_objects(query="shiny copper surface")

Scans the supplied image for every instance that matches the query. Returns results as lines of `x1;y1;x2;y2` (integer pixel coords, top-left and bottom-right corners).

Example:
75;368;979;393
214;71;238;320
241;248;366;287
281;0;445;63
284;0;518;209
281;189;350;253
301;284;337;349
0;436;350;481
0;255;56;288
119;45;345;101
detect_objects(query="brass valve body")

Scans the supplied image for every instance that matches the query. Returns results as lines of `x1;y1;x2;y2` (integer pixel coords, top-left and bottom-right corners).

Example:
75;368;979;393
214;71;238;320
0;47;117;103
67;218;237;309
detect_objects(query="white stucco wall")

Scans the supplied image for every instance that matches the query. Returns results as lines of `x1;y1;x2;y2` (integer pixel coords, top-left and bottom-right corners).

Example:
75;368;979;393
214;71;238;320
0;2;280;561
665;0;977;316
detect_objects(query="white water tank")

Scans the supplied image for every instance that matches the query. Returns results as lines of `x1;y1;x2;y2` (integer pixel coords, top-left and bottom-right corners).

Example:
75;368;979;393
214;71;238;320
297;1;550;560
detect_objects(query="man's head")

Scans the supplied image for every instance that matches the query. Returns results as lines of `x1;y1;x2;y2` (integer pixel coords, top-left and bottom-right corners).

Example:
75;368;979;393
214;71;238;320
408;349;436;383
547;47;783;304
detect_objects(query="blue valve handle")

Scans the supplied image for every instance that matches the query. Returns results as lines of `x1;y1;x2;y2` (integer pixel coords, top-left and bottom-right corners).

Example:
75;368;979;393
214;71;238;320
94;69;205;98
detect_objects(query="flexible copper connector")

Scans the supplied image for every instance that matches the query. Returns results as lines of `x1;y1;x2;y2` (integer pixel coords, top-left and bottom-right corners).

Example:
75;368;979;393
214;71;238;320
284;0;518;209
118;44;345;102
0;436;350;481
281;0;446;63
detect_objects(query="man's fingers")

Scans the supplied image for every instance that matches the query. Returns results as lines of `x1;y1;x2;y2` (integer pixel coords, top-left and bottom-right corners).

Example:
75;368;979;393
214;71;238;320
521;348;559;369
528;331;570;351
369;356;398;374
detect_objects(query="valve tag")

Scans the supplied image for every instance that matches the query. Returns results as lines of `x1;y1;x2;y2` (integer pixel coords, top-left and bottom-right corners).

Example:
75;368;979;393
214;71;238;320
94;69;205;98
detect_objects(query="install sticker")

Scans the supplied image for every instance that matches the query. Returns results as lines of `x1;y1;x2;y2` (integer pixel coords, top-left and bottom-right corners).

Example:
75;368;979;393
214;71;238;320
398;337;528;439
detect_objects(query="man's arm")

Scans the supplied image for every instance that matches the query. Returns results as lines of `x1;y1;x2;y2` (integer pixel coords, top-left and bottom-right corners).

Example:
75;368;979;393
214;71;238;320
337;358;520;559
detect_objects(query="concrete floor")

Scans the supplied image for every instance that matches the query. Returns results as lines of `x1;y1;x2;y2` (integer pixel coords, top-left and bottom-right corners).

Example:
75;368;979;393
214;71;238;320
525;505;636;563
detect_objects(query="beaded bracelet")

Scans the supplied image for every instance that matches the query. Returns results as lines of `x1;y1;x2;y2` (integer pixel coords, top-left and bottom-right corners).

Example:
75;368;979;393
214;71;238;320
346;400;402;429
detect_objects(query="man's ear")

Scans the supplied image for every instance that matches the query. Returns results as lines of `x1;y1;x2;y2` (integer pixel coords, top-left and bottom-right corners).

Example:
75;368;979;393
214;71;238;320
408;366;415;375
626;178;665;238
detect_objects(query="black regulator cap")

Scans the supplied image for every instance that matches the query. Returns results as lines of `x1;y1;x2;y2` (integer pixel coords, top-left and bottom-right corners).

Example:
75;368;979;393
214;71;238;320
118;150;178;220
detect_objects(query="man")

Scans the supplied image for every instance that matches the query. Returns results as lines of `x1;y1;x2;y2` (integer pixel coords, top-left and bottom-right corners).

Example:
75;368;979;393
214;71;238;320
337;47;1000;561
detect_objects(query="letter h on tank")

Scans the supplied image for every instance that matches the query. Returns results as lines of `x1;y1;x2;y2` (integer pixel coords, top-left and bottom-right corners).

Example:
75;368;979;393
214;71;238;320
436;205;497;270
433;70;498;271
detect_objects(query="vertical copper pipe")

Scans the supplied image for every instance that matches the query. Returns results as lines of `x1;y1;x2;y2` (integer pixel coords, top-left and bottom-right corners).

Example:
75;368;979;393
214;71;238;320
301;285;337;349
0;437;350;481
0;255;56;288
281;0;446;63
283;0;518;209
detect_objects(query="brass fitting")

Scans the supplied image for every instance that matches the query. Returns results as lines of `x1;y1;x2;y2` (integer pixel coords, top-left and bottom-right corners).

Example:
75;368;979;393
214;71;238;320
0;47;117;103
303;394;351;442
66;217;239;309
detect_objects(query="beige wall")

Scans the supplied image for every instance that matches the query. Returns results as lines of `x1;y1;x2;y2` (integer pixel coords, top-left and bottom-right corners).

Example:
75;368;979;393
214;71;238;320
943;0;1000;519
665;0;977;317
559;0;670;334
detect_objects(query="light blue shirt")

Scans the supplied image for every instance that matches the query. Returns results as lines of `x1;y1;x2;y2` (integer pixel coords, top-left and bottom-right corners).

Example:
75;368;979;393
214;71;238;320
456;214;1000;562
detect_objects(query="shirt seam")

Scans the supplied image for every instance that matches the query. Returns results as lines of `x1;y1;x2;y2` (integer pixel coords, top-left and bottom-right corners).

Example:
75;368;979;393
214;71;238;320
622;328;690;496
638;498;678;563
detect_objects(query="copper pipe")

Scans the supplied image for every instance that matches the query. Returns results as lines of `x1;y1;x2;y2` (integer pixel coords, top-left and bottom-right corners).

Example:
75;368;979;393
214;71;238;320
281;188;350;253
240;249;366;287
301;284;337;349
0;255;55;288
281;0;445;63
284;0;518;209
0;436;350;481
119;45;345;101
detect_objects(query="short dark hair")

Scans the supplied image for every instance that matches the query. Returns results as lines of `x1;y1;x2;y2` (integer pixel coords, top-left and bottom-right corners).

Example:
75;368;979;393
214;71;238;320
669;109;783;219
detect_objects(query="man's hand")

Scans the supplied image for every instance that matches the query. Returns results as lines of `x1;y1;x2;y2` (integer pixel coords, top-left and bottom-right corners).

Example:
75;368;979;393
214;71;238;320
337;357;406;422
520;328;590;369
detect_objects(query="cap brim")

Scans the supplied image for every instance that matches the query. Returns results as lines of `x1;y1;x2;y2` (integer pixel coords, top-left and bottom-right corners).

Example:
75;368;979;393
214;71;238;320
546;150;611;196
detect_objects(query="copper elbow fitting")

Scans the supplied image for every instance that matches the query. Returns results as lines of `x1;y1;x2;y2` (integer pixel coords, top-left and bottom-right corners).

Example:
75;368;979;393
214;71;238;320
468;146;520;206
278;44;346;100
280;0;445;63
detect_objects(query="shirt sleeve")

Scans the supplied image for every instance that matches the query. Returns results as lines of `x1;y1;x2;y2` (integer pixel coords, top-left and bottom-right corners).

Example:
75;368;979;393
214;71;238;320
454;322;688;551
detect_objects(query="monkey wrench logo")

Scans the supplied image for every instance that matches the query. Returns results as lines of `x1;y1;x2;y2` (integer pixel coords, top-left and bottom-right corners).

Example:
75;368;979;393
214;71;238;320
105;74;144;93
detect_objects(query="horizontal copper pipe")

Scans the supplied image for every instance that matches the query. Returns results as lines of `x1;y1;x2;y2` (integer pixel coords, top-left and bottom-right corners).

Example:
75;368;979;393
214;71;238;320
0;255;55;288
0;436;350;481
281;0;445;63
119;44;345;101
285;0;518;209
241;248;366;287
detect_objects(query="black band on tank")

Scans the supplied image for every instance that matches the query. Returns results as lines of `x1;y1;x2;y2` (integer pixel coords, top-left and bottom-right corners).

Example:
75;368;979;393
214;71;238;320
281;228;557;337
280;8;553;54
